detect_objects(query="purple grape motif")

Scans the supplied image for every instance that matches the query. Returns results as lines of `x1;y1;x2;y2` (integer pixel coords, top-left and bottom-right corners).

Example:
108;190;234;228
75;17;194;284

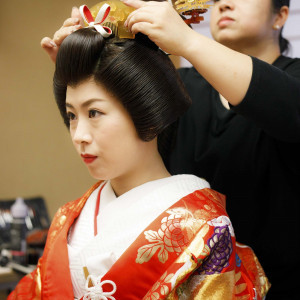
199;226;233;275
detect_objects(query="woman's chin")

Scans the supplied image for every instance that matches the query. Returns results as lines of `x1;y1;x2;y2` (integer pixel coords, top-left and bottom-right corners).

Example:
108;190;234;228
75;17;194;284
88;170;108;181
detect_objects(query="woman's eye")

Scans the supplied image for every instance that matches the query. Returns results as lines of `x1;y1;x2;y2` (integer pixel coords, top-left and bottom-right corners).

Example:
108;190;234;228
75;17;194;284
89;109;102;118
67;112;76;121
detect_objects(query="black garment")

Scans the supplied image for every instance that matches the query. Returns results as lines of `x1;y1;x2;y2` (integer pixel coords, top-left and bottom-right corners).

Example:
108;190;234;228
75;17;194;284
168;56;300;299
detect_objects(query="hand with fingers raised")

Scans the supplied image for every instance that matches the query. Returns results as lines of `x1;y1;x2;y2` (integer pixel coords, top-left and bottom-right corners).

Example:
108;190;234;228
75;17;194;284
40;7;84;63
123;0;194;56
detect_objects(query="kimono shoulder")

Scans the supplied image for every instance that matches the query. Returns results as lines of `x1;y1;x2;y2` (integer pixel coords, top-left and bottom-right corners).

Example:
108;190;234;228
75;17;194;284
7;181;103;300
85;187;269;300
8;184;270;299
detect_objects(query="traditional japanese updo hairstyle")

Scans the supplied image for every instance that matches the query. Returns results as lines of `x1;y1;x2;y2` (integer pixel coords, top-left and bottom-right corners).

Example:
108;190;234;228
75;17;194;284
53;27;191;157
272;0;290;53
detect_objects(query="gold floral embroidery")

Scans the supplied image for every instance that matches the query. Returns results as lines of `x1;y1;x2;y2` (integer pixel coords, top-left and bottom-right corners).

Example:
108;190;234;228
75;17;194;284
235;282;247;294
144;271;174;300
185;271;235;300
176;225;210;265
235;271;242;283
136;208;202;264
236;296;250;300
193;202;221;222
198;189;226;211
234;271;252;300
186;225;210;258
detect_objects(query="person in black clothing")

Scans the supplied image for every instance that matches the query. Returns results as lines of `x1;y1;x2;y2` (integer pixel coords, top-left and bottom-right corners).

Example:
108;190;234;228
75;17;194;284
41;0;299;298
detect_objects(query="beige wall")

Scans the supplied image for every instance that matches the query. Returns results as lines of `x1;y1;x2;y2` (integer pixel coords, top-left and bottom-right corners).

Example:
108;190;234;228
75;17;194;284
0;0;180;219
0;0;99;218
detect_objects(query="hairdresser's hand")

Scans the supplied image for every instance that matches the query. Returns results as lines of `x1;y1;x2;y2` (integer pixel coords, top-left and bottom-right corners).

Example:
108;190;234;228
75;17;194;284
123;0;195;56
41;7;84;63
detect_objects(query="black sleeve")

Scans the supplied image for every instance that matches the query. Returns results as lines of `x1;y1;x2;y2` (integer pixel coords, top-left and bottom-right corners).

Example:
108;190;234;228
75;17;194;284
177;67;191;82
232;57;300;143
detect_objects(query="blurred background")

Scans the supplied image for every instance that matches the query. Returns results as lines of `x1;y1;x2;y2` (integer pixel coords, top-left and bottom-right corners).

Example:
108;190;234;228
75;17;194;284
0;0;300;219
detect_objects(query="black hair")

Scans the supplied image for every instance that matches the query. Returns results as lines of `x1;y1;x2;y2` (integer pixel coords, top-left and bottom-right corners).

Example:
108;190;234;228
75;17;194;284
272;0;290;54
53;28;191;158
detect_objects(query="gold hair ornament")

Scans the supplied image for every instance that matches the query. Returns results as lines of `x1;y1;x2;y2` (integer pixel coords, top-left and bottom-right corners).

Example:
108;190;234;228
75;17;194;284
85;0;212;40
171;0;212;24
89;0;135;39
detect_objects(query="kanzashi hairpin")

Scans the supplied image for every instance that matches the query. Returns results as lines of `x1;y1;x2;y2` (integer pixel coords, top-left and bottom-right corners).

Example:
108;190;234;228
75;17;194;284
88;0;135;39
79;3;112;37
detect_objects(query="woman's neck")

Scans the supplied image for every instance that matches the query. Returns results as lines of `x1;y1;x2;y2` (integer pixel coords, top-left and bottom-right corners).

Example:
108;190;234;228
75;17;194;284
233;40;281;64
110;149;170;197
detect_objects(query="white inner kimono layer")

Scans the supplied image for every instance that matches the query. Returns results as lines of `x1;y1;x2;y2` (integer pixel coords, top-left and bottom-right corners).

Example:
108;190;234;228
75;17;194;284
67;174;210;299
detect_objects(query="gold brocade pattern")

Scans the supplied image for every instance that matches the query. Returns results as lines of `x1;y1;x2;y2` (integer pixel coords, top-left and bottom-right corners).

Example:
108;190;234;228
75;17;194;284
173;254;198;288
187;271;235;300
9;186;269;299
254;253;271;297
165;271;237;299
35;265;42;298
136;192;225;266
144;190;270;299
236;242;271;299
197;189;226;212
174;0;212;15
144;271;175;300
234;271;248;296
176;225;209;265
136;207;205;264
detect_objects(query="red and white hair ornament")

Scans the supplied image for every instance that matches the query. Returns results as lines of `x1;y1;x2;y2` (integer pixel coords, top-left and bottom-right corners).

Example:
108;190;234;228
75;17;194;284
79;3;112;38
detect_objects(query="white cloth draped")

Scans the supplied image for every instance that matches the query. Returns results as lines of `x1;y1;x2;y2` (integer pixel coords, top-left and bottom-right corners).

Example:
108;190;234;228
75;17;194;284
67;175;210;299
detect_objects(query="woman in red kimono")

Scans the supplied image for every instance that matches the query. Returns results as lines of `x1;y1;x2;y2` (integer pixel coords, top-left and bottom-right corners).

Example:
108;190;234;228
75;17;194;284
10;2;269;299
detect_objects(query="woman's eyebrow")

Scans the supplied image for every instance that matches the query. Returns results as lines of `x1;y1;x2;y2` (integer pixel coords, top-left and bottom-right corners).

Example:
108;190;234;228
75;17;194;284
65;103;73;108
65;98;105;108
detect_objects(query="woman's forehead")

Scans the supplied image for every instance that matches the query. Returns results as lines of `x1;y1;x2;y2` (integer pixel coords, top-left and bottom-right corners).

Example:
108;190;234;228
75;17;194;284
66;80;111;104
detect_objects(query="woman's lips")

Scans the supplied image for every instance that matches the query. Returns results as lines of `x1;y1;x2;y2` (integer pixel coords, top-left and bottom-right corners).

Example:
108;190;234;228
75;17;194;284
218;17;234;28
81;154;97;164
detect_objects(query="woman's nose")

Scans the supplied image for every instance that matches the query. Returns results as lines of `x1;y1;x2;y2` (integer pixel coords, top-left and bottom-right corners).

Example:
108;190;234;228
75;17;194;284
73;120;92;145
218;0;234;12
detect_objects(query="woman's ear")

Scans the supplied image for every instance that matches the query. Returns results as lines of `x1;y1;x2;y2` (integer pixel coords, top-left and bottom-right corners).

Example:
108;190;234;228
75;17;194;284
273;5;289;30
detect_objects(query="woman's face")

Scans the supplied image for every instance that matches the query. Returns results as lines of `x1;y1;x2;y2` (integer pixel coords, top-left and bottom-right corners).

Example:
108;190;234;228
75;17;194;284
210;0;277;50
66;79;154;181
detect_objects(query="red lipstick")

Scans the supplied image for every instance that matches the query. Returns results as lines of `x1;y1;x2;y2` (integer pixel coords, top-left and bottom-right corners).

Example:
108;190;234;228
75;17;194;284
81;153;97;164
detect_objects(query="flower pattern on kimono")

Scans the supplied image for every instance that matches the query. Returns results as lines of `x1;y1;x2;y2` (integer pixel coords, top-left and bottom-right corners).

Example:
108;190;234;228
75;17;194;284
207;215;235;237
143;271;174;300
234;271;256;300
194;190;225;219
136;208;201;264
198;226;233;275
